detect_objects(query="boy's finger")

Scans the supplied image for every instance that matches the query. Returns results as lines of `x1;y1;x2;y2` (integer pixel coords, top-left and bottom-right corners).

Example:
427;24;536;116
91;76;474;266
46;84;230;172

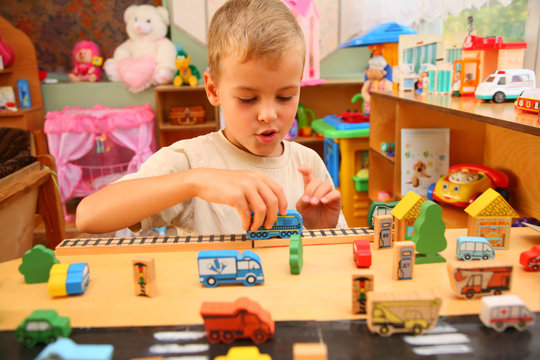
297;165;313;187
257;185;279;229
234;199;252;231
263;177;288;215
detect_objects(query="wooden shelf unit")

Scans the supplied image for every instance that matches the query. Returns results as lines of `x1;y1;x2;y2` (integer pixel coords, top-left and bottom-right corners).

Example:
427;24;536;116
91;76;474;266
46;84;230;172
369;91;540;228
153;80;364;158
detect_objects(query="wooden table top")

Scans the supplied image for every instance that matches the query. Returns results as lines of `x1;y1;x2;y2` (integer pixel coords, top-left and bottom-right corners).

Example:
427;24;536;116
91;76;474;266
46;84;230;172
1;227;539;331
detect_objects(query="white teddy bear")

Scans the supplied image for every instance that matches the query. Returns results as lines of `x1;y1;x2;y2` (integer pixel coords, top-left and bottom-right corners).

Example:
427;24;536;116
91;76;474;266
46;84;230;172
104;4;177;93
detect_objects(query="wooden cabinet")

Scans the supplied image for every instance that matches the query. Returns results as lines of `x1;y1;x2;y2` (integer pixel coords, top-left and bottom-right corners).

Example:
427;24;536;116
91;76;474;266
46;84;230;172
0;17;46;154
154;80;363;156
368;91;540;228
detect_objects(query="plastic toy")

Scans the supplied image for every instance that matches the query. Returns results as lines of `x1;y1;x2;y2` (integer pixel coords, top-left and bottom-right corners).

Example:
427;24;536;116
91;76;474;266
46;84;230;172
18;244;60;284
427;164;509;208
411;201;447;264
200;297;274;344
352;269;374;315
133;257;157;297
215;346;271;360
465;188;519;249
391;191;424;242
35;338;114;360
373;215;392;249
173;50;200;87
69;40;102;82
520;245;540;271
48;262;90;297
17;79;31;108
289;234;303;274
197;250;264;287
514;88;540;113
246;210;303;240
447;260;513;299
392;241;415;281
15;309;71;347
452;58;480;96
360;56;393;115
103;4;176;93
293;343;328;360
456;236;494;261
480;295;535;332
0;34;15;67
352;239;371;268
296;104;316;137
475;69;536;103
367;289;441;336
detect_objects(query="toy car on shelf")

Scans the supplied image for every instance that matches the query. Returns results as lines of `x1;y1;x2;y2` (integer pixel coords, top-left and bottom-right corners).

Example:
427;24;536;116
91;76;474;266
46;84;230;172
514;88;540;114
427;164;509;208
475;69;536;103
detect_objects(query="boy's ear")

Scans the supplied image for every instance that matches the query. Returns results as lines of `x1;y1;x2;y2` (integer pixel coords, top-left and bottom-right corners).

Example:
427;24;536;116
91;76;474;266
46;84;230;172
204;70;220;107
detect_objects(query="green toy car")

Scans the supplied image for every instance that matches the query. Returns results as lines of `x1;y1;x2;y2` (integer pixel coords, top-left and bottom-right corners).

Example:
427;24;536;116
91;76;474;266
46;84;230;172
15;309;71;347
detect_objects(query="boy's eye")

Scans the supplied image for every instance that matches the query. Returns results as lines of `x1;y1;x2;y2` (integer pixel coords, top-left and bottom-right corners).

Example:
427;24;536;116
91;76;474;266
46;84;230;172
239;97;256;103
277;96;293;102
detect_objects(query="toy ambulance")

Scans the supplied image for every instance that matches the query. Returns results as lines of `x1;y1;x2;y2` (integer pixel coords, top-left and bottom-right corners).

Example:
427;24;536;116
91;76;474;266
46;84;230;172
480;295;535;332
475;69;536;103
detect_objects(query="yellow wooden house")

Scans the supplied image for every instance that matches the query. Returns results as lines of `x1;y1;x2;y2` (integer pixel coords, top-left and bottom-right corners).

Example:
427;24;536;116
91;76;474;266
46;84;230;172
391;191;425;242
464;188;519;249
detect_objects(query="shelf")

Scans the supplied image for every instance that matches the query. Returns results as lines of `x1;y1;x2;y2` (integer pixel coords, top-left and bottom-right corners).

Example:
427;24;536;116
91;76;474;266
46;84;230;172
375;91;540;137
370;146;395;164
0;106;43;117
0;68;13;74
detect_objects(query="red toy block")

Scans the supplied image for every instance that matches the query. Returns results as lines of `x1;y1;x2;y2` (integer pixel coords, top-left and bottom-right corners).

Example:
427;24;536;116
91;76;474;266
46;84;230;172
352;239;372;268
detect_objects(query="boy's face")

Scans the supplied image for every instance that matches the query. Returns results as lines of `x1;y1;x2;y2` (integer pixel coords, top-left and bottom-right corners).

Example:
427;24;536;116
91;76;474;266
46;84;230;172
205;51;303;157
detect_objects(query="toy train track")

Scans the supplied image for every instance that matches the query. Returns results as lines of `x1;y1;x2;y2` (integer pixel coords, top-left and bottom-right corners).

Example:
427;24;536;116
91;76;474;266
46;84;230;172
55;227;374;255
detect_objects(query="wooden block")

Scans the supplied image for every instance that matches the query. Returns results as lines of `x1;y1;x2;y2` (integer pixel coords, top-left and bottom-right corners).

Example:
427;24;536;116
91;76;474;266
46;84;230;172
352;269;374;314
293;342;328;360
392;241;415;280
446;260;513;299
366;289;441;336
373;215;393;249
132;257;157;297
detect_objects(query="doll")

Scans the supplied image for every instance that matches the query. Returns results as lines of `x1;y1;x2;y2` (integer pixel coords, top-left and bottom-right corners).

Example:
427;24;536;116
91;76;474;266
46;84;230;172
360;56;393;115
69;41;102;82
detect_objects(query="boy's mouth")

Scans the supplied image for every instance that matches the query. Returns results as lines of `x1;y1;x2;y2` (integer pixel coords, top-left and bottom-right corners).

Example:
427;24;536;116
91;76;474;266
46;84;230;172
256;129;278;143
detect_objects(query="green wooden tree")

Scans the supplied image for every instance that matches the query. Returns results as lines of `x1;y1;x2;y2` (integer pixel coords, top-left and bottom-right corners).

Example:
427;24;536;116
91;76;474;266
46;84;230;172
411;201;447;264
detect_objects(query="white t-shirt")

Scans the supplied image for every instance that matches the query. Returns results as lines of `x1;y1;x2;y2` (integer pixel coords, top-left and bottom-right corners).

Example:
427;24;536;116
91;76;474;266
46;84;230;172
120;131;347;234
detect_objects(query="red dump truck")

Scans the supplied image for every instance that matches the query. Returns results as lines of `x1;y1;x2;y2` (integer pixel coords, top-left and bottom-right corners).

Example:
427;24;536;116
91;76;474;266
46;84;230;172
200;297;274;344
520;245;540;271
447;260;513;299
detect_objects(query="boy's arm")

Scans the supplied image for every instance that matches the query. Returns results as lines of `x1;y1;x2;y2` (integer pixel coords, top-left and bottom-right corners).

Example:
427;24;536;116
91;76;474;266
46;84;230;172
76;168;287;234
295;165;342;229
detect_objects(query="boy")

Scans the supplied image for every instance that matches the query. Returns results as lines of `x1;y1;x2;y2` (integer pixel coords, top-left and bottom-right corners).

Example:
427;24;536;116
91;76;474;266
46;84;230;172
76;0;347;235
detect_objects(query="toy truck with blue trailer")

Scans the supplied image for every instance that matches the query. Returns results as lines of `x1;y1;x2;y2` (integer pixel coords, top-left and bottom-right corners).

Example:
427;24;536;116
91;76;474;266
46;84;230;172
198;250;264;287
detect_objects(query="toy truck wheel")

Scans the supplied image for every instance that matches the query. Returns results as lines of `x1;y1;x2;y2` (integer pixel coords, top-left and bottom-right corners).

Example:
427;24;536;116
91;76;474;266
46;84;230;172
378;325;391;337
245;275;257;286
482;255;490;260
464;254;471;261
516;320;528;331
493;289;502;295
493;91;506;103
251;329;268;344
494;321;505;332
532;265;538;271
222;331;236;344
205;277;218;288
208;331;221;343
465;290;475;299
24;337;35;347
412;324;424;335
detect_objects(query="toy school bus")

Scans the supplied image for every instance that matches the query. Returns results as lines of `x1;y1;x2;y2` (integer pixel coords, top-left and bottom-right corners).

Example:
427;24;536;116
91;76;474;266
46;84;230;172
198;250;264;287
247;210;303;240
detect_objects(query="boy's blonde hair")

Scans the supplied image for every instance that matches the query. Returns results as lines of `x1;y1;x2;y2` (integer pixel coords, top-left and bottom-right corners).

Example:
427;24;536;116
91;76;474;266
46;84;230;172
207;0;305;81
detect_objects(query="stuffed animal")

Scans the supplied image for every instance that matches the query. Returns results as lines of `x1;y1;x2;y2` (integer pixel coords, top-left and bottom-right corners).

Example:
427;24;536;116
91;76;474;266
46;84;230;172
69;41;102;82
173;50;200;87
103;4;176;93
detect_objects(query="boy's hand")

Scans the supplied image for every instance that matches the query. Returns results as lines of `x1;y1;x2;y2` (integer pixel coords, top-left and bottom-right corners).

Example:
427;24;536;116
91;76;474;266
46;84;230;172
192;168;288;232
296;165;341;229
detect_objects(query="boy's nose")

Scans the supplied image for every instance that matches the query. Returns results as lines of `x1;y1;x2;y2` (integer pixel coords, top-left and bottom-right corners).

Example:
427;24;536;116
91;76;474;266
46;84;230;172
258;102;277;123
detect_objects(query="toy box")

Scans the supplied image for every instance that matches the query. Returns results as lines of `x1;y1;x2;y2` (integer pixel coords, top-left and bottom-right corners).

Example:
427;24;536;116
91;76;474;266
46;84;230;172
169;105;205;125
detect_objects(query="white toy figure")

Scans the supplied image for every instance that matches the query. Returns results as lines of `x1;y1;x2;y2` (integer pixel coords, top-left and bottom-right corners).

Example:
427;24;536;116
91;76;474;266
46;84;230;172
103;5;177;93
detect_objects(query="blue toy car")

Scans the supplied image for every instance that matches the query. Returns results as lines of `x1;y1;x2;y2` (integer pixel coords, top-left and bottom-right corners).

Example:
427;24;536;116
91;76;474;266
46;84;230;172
197;250;264;287
36;338;113;360
456;236;495;261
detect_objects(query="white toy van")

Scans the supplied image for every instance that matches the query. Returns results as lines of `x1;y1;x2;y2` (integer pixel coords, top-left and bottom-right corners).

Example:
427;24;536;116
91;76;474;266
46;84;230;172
480;295;535;332
475;69;536;103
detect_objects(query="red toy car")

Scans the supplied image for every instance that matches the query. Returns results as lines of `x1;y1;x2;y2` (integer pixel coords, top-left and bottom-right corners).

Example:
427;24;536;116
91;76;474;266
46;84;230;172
353;239;372;268
520;245;540;271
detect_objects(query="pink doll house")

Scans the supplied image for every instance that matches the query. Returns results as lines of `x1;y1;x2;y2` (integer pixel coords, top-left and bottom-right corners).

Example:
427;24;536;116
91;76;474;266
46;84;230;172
44;104;156;220
283;0;324;86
